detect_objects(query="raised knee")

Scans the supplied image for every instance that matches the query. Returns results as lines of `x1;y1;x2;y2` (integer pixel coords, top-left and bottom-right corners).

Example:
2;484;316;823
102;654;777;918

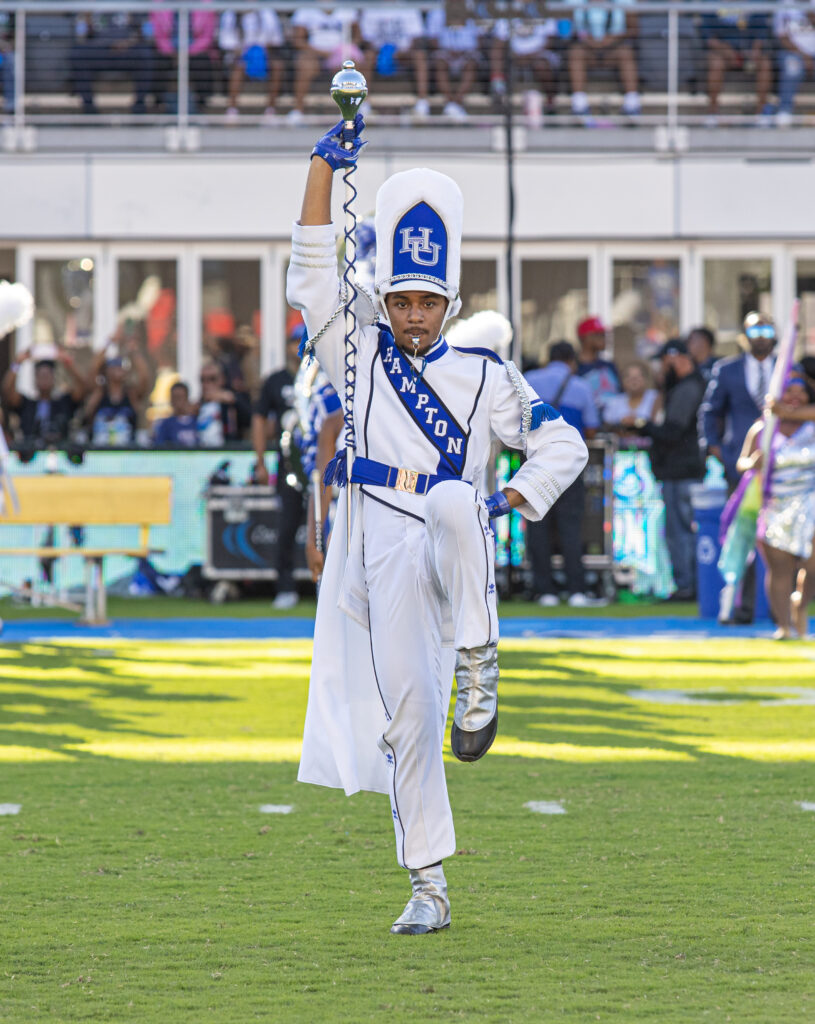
425;481;477;531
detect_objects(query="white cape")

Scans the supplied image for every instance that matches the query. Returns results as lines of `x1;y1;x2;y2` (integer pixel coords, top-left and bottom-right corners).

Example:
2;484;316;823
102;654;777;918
297;492;390;796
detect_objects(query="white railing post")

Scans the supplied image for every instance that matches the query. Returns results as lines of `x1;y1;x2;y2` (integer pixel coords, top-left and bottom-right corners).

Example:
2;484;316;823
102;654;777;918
177;5;190;137
667;4;679;147
13;8;25;143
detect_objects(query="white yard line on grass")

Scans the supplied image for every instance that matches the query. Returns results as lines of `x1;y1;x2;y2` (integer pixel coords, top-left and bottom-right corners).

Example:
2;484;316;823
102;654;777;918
628;687;815;707
0;804;21;815
796;802;815;812
524;801;566;815
259;804;294;814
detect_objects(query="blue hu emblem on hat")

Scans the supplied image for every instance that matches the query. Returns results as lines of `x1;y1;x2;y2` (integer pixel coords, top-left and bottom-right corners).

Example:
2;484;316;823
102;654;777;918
391;202;447;287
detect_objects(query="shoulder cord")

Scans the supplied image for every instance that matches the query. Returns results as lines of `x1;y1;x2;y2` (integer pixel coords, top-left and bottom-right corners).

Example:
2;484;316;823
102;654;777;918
503;359;532;452
300;281;376;364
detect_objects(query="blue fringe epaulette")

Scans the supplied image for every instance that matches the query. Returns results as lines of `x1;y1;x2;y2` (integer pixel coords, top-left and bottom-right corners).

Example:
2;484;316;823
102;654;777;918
323;452;348;488
530;399;561;431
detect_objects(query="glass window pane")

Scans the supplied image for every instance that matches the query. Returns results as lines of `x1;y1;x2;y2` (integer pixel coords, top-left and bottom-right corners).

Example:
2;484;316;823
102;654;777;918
795;260;815;357
520;259;588;369
0;248;16;377
703;258;772;350
117;259;177;430
33;256;95;370
202;258;261;397
612;258;680;364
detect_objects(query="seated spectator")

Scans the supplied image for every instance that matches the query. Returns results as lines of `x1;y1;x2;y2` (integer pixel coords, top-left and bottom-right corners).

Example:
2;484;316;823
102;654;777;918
152;380;197;447
602;360;660;445
568;0;641;121
1;349;87;443
85;334;150;446
524;340;600;608
576;315;621;417
775;6;815;127
425;5;482;122
288;6;362;124
0;11;15;114
490;10;560;119
219;8;286;123
359;3;429;119
196;360;250;446
150;0;217;114
701;4;772;125
687;326;717;381
70;10;153;115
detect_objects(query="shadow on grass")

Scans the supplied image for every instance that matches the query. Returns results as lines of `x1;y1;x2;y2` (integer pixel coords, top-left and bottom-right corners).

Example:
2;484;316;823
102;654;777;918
0;643;239;758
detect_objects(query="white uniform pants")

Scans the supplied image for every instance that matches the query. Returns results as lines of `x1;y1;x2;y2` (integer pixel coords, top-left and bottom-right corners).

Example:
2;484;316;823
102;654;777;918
362;480;499;869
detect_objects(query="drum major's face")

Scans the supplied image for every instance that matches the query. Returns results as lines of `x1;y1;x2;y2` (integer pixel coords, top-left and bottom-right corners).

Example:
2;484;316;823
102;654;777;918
385;292;449;355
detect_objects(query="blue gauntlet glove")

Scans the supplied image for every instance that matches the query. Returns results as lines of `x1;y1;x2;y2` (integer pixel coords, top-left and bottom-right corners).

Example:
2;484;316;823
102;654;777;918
484;490;512;520
311;114;366;172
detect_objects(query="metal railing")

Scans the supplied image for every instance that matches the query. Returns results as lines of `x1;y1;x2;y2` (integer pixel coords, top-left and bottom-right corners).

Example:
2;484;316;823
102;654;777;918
0;2;811;150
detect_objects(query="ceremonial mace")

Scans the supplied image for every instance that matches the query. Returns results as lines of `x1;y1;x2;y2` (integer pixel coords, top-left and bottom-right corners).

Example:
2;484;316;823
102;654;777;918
330;60;367;545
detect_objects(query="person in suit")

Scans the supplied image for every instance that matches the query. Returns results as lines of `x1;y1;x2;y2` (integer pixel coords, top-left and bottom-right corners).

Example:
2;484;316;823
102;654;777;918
700;312;777;487
700;311;777;622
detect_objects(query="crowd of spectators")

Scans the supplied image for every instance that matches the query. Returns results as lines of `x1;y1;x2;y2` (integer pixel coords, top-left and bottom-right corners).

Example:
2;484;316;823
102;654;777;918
523;311;815;611
2;3;815;126
0;315;302;454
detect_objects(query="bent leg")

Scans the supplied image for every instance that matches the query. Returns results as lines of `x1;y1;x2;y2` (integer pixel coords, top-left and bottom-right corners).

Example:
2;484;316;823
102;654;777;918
424;480;498;650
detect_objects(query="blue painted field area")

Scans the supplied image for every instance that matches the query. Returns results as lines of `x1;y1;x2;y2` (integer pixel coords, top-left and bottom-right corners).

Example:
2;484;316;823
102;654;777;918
0;615;780;644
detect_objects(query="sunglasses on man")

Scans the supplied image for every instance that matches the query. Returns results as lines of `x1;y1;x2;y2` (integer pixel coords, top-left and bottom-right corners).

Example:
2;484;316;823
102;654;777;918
745;325;775;340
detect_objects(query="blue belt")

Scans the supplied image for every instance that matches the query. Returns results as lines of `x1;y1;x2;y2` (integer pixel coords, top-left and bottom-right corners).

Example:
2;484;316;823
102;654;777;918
350;456;465;496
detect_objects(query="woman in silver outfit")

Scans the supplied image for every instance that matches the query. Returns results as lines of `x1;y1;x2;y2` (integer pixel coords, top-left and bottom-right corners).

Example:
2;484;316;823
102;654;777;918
737;374;815;639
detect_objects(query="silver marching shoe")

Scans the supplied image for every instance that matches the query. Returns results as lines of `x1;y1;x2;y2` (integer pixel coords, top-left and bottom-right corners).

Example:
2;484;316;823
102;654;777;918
450;643;499;762
390;864;451;935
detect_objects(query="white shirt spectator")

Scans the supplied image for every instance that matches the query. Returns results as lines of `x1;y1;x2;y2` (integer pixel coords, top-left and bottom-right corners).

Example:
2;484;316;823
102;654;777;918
291;6;358;54
603;388;659;424
775;8;815;58
572;0;633;41
493;17;557;56
219;9;284;52
360;6;425;50
425;9;480;52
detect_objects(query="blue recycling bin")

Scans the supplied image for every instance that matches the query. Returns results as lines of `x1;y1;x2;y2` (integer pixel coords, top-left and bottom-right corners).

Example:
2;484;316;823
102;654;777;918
691;484;728;618
691;484;770;620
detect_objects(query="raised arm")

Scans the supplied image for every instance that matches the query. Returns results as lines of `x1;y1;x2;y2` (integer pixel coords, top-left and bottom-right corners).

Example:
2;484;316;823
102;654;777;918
299;154;333;227
286;115;366;390
1;349;29;408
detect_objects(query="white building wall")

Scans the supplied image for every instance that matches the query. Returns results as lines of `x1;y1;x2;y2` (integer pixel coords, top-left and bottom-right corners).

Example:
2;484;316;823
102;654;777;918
1;151;811;243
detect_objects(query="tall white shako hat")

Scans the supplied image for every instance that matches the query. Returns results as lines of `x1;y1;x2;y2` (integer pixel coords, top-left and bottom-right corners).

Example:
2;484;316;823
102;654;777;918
373;168;463;329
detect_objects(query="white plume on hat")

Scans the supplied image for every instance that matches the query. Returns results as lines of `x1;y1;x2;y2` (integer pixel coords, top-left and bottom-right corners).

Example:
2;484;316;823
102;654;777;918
374;168;463;325
0;281;34;340
447;310;513;361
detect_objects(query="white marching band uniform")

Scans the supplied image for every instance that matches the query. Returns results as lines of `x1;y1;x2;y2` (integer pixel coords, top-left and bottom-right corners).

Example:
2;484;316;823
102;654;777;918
287;168;587;880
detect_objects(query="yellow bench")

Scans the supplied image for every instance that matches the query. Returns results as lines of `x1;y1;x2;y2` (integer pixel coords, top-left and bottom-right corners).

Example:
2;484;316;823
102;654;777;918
0;475;173;624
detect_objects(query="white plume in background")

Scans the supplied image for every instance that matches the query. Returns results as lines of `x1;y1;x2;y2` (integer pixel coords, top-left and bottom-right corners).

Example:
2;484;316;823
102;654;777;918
447;310;513;360
0;281;35;340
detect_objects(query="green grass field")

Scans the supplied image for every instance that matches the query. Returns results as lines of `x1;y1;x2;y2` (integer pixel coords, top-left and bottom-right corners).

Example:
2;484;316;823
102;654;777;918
1;636;814;1023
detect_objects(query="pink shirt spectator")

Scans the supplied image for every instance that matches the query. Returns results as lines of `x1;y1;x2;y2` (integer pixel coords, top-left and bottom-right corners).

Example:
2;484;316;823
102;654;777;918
151;3;216;57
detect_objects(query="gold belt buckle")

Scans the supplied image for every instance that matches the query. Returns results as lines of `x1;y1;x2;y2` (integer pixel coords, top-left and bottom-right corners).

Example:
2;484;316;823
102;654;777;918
394;467;419;493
